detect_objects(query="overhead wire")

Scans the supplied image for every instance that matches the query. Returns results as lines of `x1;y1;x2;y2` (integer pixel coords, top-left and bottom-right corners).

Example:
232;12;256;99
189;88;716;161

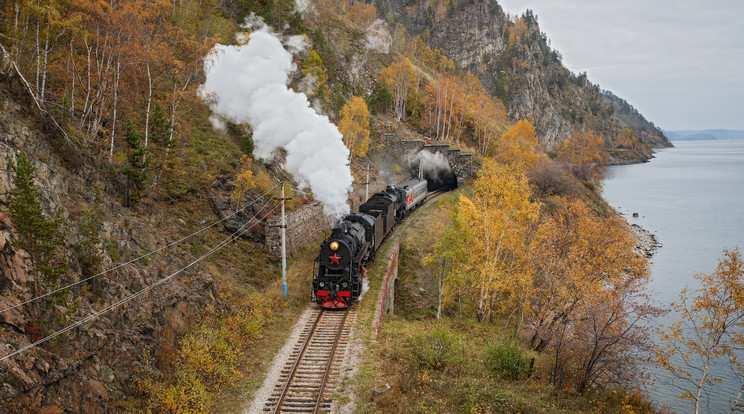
0;202;280;363
0;183;280;315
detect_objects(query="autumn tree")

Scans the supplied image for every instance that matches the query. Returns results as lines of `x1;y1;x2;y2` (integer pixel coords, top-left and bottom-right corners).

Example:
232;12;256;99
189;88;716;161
656;247;744;414
495;119;542;171
424;206;467;320
527;199;655;391
457;159;540;324
302;50;329;106
0;0;228;162
9;153;68;319
230;155;254;208
555;131;608;182
423;73;465;141
381;57;417;122
338;96;370;162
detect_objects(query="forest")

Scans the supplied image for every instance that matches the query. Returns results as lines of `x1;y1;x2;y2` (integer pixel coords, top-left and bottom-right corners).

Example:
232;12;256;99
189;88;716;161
1;0;742;413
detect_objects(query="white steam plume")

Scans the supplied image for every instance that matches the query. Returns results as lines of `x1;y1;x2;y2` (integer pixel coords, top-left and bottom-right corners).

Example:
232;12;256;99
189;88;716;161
199;25;353;218
417;150;451;179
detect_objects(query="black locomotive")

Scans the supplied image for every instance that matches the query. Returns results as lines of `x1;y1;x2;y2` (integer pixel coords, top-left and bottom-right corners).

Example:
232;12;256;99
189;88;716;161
312;178;428;309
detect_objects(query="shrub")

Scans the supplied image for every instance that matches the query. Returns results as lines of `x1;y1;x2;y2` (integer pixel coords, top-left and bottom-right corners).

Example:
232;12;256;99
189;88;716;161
486;336;529;380
407;326;461;371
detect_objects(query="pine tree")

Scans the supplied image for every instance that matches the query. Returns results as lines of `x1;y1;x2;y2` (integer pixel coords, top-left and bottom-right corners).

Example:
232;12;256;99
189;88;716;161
148;103;172;147
9;153;68;319
121;119;150;206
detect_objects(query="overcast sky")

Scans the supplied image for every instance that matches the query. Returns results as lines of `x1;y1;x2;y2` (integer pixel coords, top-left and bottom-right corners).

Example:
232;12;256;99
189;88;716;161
496;0;744;131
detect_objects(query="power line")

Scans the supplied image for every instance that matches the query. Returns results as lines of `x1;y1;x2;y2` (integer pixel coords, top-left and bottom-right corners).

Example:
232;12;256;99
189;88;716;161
0;183;279;315
0;202;280;363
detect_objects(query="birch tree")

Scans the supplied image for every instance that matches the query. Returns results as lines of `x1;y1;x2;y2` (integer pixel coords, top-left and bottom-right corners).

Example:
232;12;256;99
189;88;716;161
656;248;744;414
381;57;416;122
457;160;539;323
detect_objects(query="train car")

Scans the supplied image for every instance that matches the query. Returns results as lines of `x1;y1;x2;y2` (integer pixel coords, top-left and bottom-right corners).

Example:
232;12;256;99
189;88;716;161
399;178;428;214
312;177;430;309
359;189;398;246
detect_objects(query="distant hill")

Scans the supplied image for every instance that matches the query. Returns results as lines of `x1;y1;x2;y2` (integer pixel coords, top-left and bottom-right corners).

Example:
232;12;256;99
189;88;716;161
380;1;672;153
663;129;744;141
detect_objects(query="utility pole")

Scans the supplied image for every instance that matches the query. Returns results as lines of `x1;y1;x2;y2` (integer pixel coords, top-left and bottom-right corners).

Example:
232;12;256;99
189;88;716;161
365;162;371;200
281;182;287;297
273;182;291;297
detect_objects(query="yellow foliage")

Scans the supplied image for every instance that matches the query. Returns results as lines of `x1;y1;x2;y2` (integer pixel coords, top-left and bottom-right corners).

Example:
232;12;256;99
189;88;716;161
252;169;274;196
230;156;253;207
136;295;279;413
508;17;528;46
457;160;540;322
381;58;417;122
338;96;370;161
555;131;608;182
496;119;541;171
656;247;744;412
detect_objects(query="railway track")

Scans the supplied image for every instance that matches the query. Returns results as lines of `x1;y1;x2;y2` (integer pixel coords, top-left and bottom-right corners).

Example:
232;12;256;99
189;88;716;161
264;308;356;413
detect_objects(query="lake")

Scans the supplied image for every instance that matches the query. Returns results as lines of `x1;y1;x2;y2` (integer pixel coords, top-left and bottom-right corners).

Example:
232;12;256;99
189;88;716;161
602;140;744;413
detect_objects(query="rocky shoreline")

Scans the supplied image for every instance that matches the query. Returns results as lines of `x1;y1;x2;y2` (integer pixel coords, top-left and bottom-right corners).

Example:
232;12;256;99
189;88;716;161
630;223;661;258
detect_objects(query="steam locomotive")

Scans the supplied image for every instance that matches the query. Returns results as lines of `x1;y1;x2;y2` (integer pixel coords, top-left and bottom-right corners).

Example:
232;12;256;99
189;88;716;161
312;178;428;309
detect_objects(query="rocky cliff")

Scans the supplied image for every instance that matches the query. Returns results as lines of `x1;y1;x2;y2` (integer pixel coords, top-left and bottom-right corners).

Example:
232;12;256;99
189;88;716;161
0;57;221;412
382;0;671;152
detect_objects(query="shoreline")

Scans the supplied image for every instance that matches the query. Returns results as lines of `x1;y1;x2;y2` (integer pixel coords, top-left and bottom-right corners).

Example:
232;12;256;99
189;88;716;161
629;223;661;258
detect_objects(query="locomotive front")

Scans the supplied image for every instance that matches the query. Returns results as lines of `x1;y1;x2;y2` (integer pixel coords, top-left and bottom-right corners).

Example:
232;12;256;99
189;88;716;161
313;220;368;309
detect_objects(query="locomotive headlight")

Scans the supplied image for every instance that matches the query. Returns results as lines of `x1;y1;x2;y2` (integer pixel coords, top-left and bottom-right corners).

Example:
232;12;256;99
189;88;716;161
330;241;339;251
319;282;324;287
342;283;347;287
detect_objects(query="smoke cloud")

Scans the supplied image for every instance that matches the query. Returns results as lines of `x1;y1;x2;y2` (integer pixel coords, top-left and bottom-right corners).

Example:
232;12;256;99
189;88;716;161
199;24;353;218
417;150;450;178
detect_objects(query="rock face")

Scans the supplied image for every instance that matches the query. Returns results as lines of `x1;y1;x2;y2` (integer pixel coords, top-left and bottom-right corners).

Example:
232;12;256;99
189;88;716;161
385;1;671;152
0;57;219;412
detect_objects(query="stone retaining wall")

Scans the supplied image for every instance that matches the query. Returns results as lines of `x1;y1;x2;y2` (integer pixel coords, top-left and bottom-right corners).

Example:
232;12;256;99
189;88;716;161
265;202;330;258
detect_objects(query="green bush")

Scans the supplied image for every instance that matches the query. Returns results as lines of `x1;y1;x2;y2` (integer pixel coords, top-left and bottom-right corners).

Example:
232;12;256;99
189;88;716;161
407;326;461;371
486;336;529;380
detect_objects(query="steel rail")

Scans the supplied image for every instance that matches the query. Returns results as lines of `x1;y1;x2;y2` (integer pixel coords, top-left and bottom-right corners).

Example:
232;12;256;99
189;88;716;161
272;309;325;414
313;308;350;414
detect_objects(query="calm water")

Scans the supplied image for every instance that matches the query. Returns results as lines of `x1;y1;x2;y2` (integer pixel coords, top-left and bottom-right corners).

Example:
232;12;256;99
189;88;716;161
603;140;744;413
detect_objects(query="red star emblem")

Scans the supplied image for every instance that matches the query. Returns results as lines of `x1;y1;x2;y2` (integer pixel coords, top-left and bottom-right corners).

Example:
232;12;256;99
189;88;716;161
329;253;341;264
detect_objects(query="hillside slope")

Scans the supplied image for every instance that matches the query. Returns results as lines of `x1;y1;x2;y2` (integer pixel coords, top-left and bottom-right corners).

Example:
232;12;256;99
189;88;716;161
380;0;671;154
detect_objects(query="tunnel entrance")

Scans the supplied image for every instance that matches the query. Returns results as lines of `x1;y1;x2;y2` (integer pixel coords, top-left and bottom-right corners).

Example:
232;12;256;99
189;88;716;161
424;167;457;191
417;150;458;191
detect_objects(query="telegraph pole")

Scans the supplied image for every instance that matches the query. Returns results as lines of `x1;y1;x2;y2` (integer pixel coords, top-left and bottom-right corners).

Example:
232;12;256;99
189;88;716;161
271;183;293;297
365;162;371;200
281;183;287;297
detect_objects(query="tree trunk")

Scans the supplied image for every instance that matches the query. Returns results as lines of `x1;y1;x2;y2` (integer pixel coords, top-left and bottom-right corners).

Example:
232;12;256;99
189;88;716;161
35;12;39;95
70;39;75;116
110;59;120;159
694;359;712;414
40;29;48;101
728;383;744;414
144;63;152;148
79;36;91;129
